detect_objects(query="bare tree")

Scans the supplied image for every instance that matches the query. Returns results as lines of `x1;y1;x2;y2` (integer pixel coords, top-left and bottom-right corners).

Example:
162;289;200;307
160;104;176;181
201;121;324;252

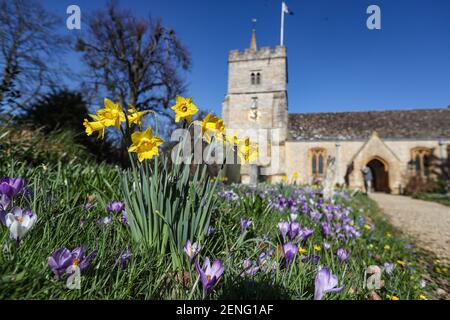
76;1;190;118
0;0;68;113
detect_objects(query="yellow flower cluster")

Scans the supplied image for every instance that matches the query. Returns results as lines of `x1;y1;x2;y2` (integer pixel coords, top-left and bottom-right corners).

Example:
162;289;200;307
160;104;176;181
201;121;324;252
83;98;161;162
170;95;259;164
84;95;260;164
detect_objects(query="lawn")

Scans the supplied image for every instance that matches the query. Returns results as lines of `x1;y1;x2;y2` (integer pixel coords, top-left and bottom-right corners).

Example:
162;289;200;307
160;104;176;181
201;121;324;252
413;193;450;207
1;159;447;300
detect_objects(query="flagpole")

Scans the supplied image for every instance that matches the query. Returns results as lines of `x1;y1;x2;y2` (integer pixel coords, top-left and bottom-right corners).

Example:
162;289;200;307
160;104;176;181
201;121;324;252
280;1;285;46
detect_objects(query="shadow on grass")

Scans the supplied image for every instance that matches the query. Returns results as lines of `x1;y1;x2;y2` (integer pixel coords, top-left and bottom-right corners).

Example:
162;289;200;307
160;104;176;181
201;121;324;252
217;277;291;300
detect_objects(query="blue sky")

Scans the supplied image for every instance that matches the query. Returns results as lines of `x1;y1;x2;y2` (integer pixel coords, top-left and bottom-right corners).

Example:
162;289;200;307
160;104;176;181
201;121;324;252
42;0;450;115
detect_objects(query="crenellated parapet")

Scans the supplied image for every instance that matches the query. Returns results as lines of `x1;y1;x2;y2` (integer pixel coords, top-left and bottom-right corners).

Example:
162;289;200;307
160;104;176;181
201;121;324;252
229;46;287;62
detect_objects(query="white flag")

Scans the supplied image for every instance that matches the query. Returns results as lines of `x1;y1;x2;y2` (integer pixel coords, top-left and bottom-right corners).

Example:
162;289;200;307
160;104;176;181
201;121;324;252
282;2;294;15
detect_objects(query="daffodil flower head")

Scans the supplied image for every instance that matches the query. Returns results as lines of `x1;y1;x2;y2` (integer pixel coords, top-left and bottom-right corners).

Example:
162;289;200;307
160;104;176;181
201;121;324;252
128;128;164;162
171;96;199;123
96;98;126;129
127;105;144;128
198;113;226;143
83;114;106;139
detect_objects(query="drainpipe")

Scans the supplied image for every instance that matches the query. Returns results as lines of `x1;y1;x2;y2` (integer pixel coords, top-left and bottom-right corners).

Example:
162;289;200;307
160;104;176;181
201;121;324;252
335;142;342;185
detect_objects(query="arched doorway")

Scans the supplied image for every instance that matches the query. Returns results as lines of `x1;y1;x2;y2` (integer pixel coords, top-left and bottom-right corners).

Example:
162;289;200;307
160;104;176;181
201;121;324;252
367;158;390;193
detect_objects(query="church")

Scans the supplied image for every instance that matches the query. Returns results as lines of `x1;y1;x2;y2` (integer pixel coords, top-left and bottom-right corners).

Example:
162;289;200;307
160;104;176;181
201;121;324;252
221;30;450;194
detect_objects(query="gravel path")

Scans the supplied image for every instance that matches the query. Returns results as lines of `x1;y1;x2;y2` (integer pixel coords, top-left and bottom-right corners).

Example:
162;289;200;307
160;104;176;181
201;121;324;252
369;193;450;263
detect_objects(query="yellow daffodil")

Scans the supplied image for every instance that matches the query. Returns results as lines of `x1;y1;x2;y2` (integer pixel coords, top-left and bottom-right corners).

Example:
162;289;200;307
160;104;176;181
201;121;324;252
387;295;400;300
298;247;308;255
386;232;392;238
96;98;126;129
419;294;428;300
397;260;405;267
364;224;372;231
171;96;198;123
384;245;391;251
83;114;106;139
281;175;287;182
293;172;299;179
226;132;243;146
237;139;259;163
128;128;164;162
198;113;226;143
127;105;144;128
314;244;321;252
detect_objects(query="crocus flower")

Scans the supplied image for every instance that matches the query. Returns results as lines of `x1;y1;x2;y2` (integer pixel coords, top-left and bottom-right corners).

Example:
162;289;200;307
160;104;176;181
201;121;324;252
195;257;224;296
384;262;394;275
287;222;301;240
314;267;344;300
184;240;201;262
5;207;36;244
336;248;350;262
298;227;313;242
121;212;128;224
48;246;96;277
0;194;11;213
323;242;331;251
321;221;330;237
278;221;289;240
107;200;125;213
207;226;215;237
283;242;298;266
243;258;259;276
97;216;112;225
69;246;97;271
0;177;26;199
48;247;73;278
240;218;252;233
114;248;132;269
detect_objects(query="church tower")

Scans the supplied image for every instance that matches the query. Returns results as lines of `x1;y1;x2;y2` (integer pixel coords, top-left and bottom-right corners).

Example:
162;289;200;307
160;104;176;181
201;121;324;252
222;29;288;183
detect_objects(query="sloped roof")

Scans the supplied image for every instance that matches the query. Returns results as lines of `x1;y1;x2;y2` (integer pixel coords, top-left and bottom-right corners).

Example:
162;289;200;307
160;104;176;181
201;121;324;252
288;108;450;141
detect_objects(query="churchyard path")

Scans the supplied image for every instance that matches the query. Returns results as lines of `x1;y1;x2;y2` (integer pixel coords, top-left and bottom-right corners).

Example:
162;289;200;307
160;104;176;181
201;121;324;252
369;193;450;263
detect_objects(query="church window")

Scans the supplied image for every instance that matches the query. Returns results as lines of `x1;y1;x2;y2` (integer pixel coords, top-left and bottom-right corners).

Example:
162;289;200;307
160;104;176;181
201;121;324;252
251;73;256;85
310;148;326;177
411;147;432;177
256;72;261;84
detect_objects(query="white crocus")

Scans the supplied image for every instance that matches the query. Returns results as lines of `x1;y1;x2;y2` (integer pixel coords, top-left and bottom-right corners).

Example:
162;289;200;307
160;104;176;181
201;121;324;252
5;207;37;242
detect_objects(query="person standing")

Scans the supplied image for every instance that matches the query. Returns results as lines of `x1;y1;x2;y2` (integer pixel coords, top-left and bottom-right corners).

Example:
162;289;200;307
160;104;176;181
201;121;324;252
362;166;374;194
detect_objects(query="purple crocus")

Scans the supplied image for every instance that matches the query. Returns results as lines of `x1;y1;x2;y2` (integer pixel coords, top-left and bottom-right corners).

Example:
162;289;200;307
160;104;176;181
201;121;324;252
47;247;73;278
298;227;314;242
384;262;394;275
195;257;224;296
121;211;128;224
243;258;259;276
314;267;344;300
207;225;215;237
240;218;252;233
48;246;96;278
106;200;125;213
287;222;301;240
278;221;289;240
283;242;298;266
184;240;201;262
0;177;26;199
336;248;350;262
321;221;330;237
115;248;132;269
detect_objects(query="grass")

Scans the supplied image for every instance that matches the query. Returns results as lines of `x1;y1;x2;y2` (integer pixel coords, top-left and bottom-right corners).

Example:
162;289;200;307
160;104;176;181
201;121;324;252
413;193;450;207
1;157;448;300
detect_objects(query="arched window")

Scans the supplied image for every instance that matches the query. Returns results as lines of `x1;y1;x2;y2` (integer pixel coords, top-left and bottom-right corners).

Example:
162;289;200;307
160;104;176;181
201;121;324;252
411;147;432;177
310;148;326;177
250;73;256;85
256;72;261;85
